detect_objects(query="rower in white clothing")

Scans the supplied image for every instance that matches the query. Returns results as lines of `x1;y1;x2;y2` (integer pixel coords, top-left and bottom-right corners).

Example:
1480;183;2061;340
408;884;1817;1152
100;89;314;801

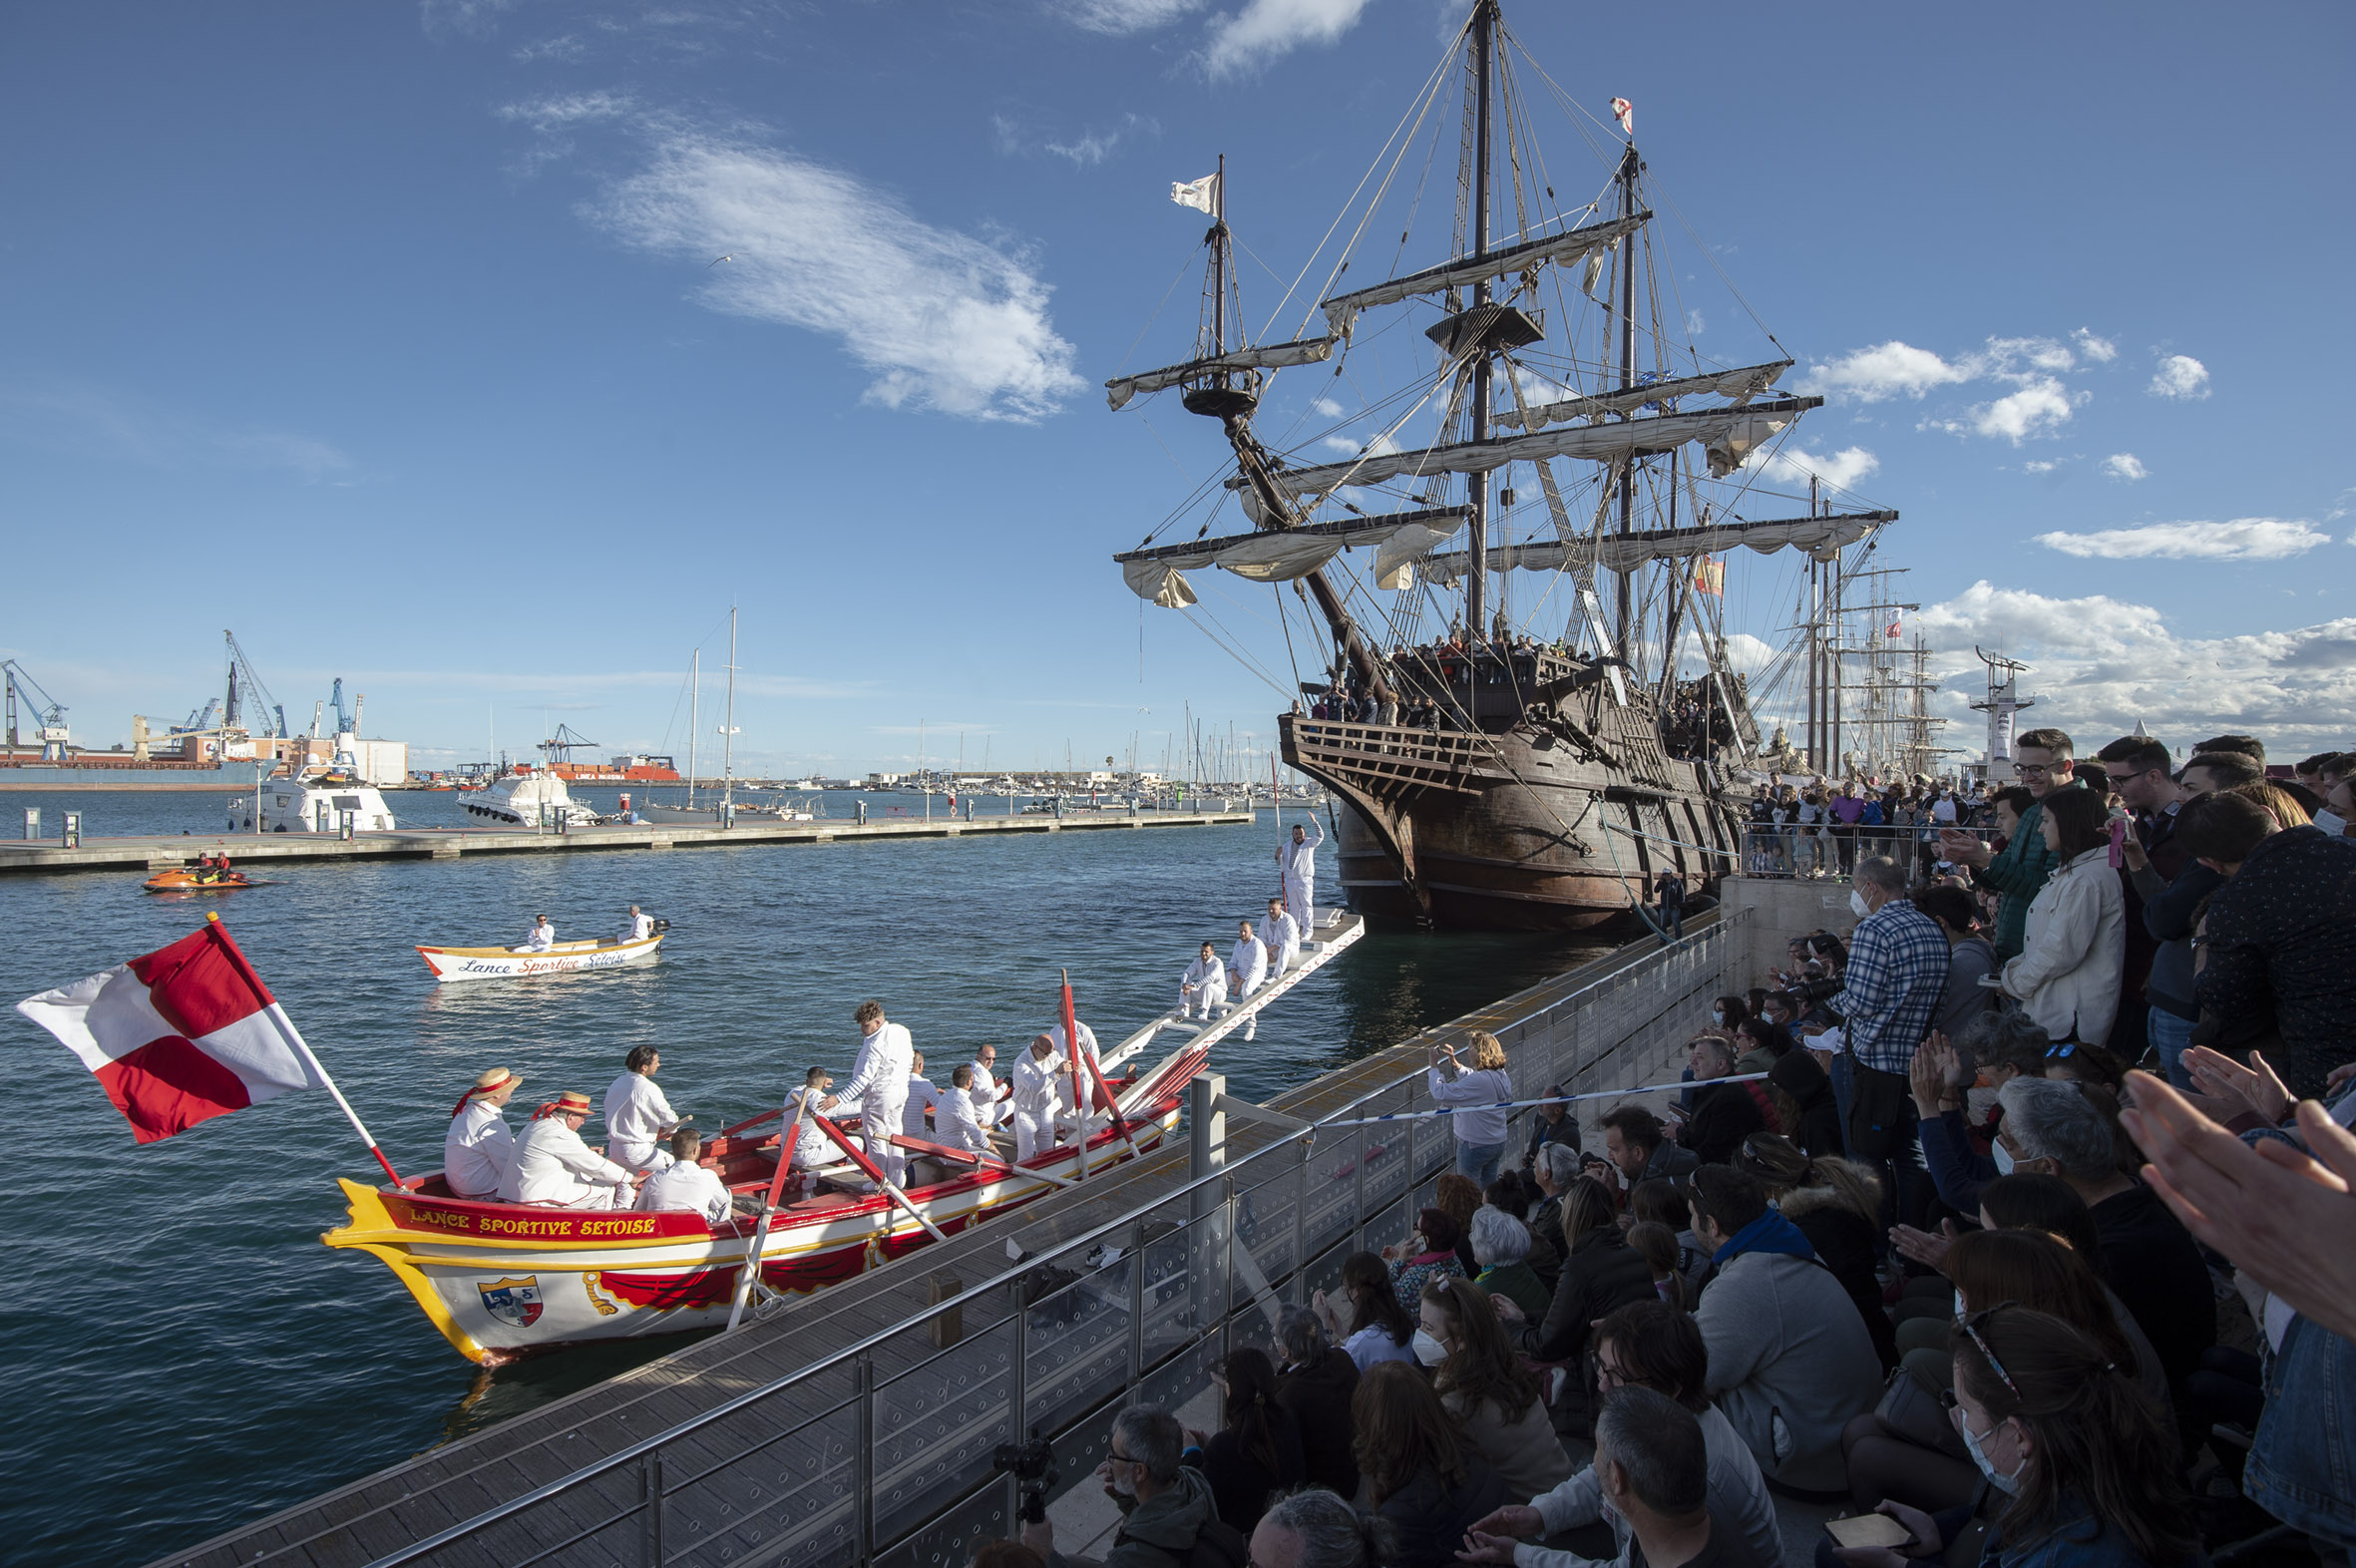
1276;817;1325;931
620;904;655;942
603;1045;681;1173
823;999;915;1189
516;915;556;953
444;1065;523;1200
1008;1034;1066;1161
636;1128;737;1226
1229;918;1269;1041
499;1090;638;1209
777;1066;837;1195
940;1064;992;1154
1180;941;1229;1020
1257;897;1302;977
968;1043;1007;1127
902;1051;943;1139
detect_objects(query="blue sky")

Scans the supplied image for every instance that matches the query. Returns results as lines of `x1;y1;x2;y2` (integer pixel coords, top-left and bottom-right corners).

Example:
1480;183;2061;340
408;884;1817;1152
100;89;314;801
3;0;2350;776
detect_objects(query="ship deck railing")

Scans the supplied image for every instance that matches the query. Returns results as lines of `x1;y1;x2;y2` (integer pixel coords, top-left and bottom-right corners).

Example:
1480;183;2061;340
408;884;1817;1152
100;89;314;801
160;909;1748;1568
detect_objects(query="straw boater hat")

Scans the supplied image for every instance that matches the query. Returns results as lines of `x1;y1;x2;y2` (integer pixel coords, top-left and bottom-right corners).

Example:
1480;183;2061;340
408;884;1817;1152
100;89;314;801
475;1066;519;1092
553;1090;592;1115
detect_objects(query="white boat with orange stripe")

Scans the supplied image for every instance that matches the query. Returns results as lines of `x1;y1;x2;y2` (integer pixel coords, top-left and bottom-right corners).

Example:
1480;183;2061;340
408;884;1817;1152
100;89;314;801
414;932;663;981
325;915;1362;1363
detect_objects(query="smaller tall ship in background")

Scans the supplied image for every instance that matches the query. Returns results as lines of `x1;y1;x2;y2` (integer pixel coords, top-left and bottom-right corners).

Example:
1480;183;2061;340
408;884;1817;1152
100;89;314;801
1107;0;1907;932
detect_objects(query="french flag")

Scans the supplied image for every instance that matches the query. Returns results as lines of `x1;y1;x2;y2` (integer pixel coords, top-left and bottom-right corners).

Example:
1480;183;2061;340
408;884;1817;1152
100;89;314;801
16;915;325;1143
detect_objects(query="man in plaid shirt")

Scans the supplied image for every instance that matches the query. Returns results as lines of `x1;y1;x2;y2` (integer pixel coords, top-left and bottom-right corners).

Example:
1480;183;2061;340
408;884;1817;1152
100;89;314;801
1831;855;1950;1226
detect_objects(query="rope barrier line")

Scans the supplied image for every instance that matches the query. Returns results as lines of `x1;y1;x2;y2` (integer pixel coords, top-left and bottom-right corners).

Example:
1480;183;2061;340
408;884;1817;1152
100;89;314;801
1285;1071;1768;1135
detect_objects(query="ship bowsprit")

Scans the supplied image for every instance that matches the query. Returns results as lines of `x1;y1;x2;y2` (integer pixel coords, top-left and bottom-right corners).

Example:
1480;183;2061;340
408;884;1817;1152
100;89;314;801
1282;708;1745;933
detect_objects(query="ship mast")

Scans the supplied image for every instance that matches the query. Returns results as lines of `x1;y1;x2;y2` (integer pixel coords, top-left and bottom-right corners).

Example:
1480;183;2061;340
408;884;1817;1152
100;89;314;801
1613;141;1640;659
1464;0;1494;646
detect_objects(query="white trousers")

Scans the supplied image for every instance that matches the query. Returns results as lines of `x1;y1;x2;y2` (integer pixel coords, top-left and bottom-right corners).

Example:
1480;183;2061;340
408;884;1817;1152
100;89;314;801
1013;1107;1056;1161
1182;979;1230;1018
606;1140;677;1175
1284;874;1316;932
862;1095;909;1188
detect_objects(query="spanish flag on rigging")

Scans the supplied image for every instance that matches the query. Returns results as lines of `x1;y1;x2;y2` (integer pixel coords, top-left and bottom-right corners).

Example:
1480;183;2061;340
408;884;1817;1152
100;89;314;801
1690;556;1724;596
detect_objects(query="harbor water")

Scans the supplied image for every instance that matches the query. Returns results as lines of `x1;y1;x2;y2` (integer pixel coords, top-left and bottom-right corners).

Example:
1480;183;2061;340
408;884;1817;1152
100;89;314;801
0;791;1613;1565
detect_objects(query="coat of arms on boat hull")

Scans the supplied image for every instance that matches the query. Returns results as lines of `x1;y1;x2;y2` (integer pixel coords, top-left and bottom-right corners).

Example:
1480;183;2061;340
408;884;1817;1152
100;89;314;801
479;1276;544;1328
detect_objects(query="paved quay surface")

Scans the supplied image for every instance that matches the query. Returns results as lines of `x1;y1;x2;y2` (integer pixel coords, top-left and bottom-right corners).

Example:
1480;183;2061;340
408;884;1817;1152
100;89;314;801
0;809;1255;878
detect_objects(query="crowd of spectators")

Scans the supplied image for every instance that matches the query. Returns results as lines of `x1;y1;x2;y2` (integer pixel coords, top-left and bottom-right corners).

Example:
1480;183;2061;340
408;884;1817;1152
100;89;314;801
990;730;2354;1568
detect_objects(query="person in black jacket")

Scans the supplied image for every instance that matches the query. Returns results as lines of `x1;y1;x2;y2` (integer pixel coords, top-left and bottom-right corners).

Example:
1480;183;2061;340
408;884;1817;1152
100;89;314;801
1492;1175;1655;1436
1668;1035;1765;1166
1732;1133;1898;1372
1270;1305;1360;1499
1190;1347;1304;1534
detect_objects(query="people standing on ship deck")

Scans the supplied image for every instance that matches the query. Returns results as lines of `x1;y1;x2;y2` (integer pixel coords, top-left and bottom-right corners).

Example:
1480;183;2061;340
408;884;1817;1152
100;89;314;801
902;1051;943;1139
517;915;556;952
636;1128;734;1225
1010;1033;1067;1161
1277;817;1325;932
1258;897;1303;978
603;1045;682;1174
620;905;654;942
1181;942;1229;1019
500;1090;638;1209
824;999;915;1189
1230;918;1270;1042
445;1065;523;1200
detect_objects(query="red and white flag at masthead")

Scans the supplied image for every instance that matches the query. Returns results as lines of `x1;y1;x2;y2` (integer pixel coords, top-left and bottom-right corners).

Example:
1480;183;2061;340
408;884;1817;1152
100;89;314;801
16;914;399;1178
1609;98;1634;136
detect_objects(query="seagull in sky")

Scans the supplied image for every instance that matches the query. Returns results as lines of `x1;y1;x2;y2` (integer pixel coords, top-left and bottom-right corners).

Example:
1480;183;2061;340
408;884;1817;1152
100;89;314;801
706;253;735;268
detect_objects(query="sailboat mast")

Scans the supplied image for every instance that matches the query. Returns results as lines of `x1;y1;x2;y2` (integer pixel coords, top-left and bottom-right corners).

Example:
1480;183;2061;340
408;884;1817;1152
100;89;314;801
722;604;737;818
687;648;699;808
1212;153;1227;357
1464;0;1494;644
1613;142;1640;657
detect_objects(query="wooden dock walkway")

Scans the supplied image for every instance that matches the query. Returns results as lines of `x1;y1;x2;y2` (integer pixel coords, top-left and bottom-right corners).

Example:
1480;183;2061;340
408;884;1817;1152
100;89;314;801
0;809;1254;878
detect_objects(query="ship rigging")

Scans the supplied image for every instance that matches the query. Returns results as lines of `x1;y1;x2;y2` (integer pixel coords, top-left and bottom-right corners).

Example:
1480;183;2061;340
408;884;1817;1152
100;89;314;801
1105;0;1905;932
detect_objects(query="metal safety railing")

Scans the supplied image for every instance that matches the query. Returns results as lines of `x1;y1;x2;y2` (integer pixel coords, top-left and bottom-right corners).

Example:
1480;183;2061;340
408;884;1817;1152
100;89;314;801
355;913;1744;1568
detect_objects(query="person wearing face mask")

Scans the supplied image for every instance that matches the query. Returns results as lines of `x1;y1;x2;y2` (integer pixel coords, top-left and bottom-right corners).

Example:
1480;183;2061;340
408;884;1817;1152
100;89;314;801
1418;1277;1572;1501
1825;1306;2199;1568
1829;856;1951;1226
1384;1209;1469;1312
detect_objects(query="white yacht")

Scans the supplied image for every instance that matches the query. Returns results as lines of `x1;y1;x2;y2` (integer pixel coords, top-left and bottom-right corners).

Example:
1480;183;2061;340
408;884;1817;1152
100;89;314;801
231;770;399;834
458;766;594;827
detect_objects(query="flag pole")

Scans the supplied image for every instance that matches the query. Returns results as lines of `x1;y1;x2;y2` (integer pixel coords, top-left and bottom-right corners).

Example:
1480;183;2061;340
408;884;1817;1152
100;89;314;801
205;912;402;1186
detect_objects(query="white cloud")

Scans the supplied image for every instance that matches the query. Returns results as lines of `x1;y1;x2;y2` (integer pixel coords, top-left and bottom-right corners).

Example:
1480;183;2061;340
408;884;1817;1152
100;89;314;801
1055;0;1203;33
2072;327;2118;363
2033;518;2329;561
1953;376;2075;444
1798;341;1974;403
1204;0;1375;77
1686;307;1705;336
1311;397;1344;417
2102;453;2148;482
1744;443;1880;492
2023;459;2061;474
531;107;1081;421
2149;353;2210;399
1045;115;1156;166
1913;582;2356;754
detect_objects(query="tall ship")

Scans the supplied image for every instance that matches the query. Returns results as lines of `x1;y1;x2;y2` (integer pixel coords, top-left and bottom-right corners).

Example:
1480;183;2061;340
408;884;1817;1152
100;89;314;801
1107;0;1898;932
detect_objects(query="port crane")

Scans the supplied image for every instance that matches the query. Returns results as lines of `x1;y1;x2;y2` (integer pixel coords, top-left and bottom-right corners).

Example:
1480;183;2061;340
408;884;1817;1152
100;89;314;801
222;630;287;738
2;660;72;760
539;723;598;767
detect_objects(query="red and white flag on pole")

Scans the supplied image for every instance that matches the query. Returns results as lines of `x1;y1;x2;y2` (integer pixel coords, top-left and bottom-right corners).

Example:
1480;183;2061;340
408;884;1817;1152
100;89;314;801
1609;98;1634;136
16;914;399;1178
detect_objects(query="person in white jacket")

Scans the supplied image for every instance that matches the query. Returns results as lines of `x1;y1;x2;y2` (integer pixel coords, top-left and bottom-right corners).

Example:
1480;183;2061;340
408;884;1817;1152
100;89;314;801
1180;942;1230;1019
824;999;915;1189
602;1045;681;1173
1257;897;1303;977
1999;789;2126;1047
939;1063;992;1154
1276;816;1324;932
516;915;556;953
445;1066;523;1200
901;1052;943;1139
1427;1030;1515;1184
500;1091;637;1209
636;1128;736;1225
1009;1033;1066;1161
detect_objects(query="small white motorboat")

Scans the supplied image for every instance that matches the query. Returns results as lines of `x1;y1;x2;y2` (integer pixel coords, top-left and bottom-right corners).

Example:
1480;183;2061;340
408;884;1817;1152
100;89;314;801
415;932;663;981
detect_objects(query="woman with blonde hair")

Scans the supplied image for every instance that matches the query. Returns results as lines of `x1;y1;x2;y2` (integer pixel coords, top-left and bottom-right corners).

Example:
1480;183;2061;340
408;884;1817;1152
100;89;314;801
1428;1030;1513;1184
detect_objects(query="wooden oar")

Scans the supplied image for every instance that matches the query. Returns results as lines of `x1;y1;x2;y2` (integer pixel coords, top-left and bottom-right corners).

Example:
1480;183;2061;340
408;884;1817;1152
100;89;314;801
726;1086;817;1333
891;1133;1080;1189
812;1112;953;1244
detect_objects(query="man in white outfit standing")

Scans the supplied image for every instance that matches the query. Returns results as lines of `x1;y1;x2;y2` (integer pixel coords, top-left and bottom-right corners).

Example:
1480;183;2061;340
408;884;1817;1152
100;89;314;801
902;1050;943;1139
1009;1033;1066;1161
501;1090;638;1209
825;998;914;1190
445;1065;523;1200
1277;817;1325;932
1181;942;1229;1019
603;1045;681;1173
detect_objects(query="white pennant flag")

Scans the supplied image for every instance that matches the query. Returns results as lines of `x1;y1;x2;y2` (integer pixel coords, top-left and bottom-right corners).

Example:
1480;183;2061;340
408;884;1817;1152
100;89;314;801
1171;174;1219;214
1609;97;1634;136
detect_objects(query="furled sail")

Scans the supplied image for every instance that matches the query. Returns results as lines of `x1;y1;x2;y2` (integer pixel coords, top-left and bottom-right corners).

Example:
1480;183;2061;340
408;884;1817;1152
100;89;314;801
1417;510;1896;585
1241;397;1822;499
1105;338;1338;411
1493;360;1794;430
1115;508;1466;606
1320;213;1649;340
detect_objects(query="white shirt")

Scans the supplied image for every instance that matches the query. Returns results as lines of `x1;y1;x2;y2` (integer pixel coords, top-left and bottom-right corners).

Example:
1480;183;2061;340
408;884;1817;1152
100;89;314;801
783;1087;834;1169
1230;935;1268;994
623;911;654;941
637;1161;733;1225
1182;954;1228;997
902;1074;942;1138
969;1057;1005;1124
939;1083;991;1153
603;1070;679;1168
1931;797;1959;826
1010;1048;1066;1115
445;1100;513;1198
1277;817;1324;882
518;920;556;952
501;1115;632;1206
1257;911;1302;965
838;1021;915;1112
